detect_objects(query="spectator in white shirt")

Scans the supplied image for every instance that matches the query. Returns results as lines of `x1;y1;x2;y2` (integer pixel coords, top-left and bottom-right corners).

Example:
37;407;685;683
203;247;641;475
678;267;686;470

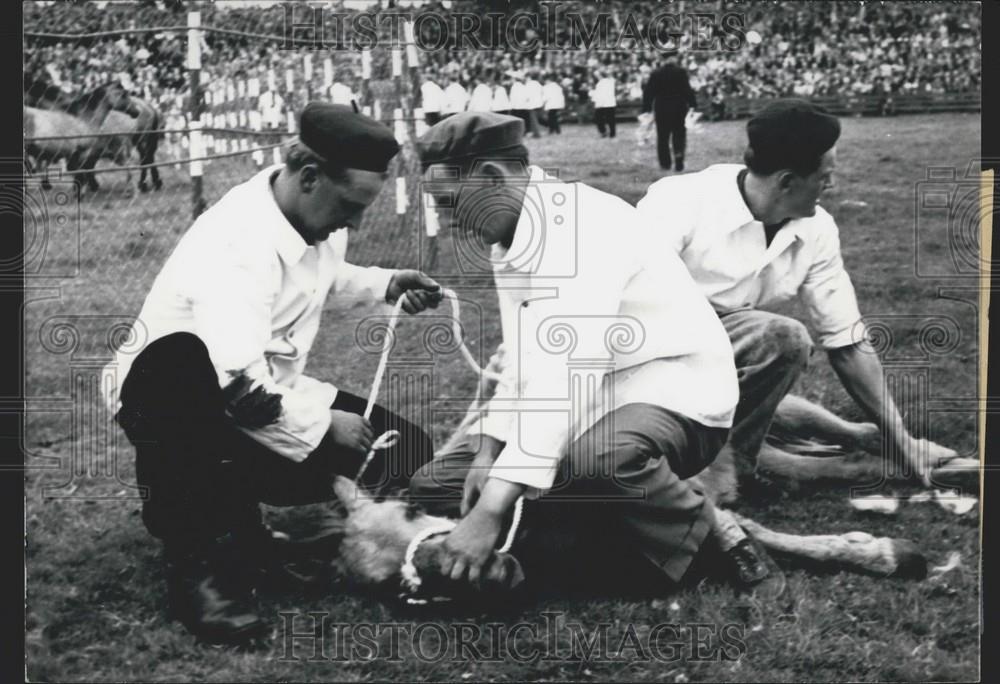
259;88;285;130
467;73;495;112
328;71;357;108
636;99;958;492
491;76;511;114
508;71;533;133
420;73;444;126
103;104;443;645
590;69;618;138
410;113;775;597
441;74;469;117
541;71;565;134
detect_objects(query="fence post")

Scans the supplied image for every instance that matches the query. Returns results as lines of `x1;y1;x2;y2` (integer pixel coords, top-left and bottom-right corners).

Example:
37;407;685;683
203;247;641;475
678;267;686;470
187;10;206;218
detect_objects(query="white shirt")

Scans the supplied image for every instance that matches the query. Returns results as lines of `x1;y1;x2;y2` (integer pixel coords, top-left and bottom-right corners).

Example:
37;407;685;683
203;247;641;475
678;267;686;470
468;83;494;112
259;90;285;129
591;77;617;107
102;165;395;462
420;80;443;113
329;82;356;107
525;79;544;108
542;82;565;110
491;85;511;111
476;167;738;495
442;82;469;114
509;81;531;109
636;164;864;349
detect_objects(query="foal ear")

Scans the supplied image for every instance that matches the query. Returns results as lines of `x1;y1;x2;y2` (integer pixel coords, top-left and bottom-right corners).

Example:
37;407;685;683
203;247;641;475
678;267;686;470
332;475;372;512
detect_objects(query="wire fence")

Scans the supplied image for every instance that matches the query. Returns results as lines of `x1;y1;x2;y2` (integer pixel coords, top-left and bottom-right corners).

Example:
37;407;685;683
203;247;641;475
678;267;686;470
24;9;436;287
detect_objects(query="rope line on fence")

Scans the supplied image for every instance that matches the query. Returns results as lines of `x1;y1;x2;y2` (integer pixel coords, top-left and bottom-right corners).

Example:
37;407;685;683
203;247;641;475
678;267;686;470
26;138;294;178
23;120;428;144
25;23;352;44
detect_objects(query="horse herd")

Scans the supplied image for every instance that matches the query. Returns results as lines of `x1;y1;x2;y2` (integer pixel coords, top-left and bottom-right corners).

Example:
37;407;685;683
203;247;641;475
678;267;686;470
24;79;164;194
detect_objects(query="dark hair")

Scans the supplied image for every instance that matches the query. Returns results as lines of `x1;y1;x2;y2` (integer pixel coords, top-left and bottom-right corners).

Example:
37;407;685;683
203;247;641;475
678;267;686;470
284;142;350;182
743;144;828;178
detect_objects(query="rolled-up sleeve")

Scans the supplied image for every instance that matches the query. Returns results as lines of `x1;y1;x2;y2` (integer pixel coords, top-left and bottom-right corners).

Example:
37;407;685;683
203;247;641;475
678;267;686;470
188;248;334;462
799;219;865;349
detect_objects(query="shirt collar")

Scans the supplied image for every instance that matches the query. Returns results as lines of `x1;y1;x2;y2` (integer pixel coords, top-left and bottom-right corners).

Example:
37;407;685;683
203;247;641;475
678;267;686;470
726;165;804;244
255;164;309;265
492;165;565;274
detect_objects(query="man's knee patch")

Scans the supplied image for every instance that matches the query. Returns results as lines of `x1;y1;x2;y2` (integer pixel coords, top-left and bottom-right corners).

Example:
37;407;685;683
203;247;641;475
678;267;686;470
769;318;813;366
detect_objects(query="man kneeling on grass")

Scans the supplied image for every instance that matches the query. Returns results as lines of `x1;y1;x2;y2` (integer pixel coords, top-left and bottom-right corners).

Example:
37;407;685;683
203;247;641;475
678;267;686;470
102;103;443;644
636;99;959;492
407;112;785;599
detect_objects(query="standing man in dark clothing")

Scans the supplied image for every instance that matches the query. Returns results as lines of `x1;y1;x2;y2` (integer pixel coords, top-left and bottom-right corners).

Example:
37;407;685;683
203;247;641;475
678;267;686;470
642;55;698;172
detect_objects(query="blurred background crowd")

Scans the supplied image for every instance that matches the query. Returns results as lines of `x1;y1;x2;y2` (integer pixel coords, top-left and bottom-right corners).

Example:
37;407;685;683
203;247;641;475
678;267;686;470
24;0;981;127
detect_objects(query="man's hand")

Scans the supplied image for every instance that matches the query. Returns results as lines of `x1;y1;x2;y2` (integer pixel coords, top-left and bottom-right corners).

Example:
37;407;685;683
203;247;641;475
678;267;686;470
439;506;504;586
222;371;283;428
328;410;374;454
903;436;960;486
461;436;505;516
386;270;443;314
440;477;526;586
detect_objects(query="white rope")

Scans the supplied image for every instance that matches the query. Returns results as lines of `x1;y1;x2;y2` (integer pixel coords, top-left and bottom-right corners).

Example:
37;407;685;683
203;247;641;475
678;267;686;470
399;522;457;594
355;287;526;554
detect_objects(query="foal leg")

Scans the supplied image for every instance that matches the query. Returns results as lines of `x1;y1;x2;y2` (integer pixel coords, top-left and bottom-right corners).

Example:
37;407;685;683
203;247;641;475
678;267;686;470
771;394;880;454
726;510;926;578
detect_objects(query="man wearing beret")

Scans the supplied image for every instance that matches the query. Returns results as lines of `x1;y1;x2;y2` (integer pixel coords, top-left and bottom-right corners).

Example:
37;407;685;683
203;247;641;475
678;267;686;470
408;112;784;598
102;103;443;643
636;98;958;495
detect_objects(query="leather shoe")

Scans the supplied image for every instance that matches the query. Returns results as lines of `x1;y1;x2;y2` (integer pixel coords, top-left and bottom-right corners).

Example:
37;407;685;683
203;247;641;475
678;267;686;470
165;546;268;645
723;536;787;601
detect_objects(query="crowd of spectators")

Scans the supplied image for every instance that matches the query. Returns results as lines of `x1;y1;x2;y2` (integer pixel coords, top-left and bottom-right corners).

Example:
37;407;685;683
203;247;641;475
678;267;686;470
25;0;981;125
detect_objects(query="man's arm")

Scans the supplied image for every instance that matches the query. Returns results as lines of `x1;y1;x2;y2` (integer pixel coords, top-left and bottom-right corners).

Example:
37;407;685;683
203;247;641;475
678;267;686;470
189;249;336;462
800;216;957;480
683;68;697;109
827;343;933;478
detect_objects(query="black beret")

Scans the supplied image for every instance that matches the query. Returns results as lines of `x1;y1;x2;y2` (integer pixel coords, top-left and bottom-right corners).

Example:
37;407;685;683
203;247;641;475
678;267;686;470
415;112;525;172
746;99;841;175
298;102;399;173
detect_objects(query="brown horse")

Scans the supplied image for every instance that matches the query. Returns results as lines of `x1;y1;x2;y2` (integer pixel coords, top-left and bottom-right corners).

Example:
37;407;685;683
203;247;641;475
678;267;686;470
24;81;139;192
74;94;165;193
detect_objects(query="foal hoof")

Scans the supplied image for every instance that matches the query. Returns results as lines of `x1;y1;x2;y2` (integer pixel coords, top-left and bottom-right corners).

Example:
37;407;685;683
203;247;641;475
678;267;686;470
138;182;149;193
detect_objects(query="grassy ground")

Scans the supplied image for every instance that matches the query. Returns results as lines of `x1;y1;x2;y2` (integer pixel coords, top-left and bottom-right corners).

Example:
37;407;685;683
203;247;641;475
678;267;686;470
24;113;980;681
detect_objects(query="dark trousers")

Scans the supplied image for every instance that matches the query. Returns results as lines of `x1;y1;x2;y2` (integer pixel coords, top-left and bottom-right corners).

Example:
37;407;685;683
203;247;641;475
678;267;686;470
529;108;543;137
117;333;434;547
716;310;813;477
409;403;727;587
655;106;687;170
424;111;442;126
546;109;562;134
595;107;617;137
512;109;541;137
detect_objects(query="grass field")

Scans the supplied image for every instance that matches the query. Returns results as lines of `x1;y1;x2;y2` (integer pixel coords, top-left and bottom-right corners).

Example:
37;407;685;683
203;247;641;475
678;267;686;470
24;112;981;681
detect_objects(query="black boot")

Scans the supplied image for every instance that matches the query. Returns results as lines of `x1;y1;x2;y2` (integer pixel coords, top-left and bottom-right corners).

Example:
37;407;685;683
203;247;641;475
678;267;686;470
720;535;787;601
164;540;268;645
683;530;787;601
